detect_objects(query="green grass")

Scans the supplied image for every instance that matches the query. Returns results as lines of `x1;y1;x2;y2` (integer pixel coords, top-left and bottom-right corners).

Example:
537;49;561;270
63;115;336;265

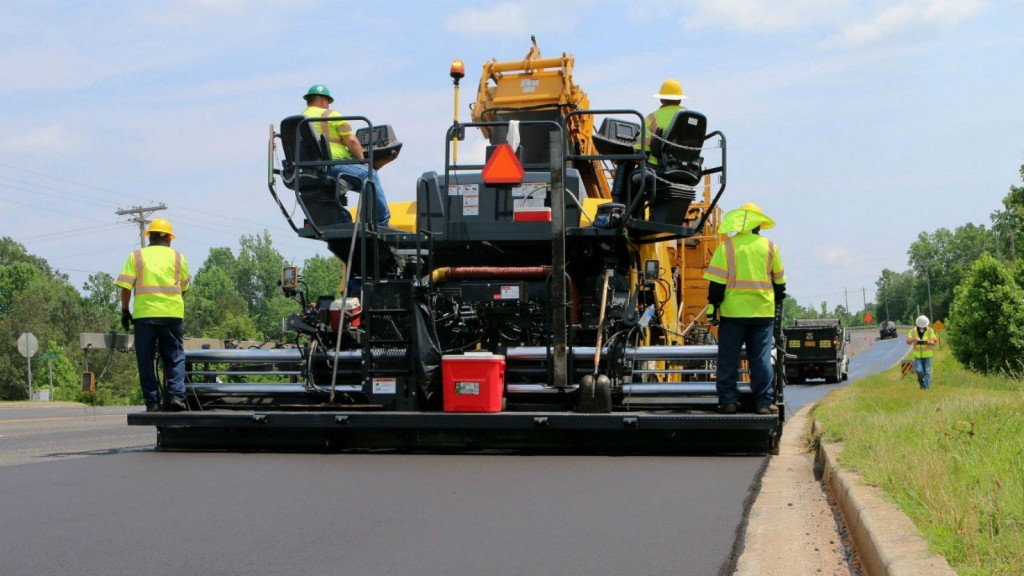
813;348;1024;576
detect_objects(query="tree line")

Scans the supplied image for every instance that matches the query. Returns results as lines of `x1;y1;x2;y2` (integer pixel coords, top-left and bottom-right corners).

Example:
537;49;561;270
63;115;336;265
0;232;343;403
874;164;1024;373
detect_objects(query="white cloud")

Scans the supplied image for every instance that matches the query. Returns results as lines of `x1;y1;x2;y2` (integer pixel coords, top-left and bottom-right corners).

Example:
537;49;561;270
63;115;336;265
0;124;78;155
444;0;593;35
682;0;849;31
835;0;987;45
815;245;852;265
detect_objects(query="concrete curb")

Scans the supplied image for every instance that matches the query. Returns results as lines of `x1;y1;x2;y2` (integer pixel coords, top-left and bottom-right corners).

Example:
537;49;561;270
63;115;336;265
813;422;957;576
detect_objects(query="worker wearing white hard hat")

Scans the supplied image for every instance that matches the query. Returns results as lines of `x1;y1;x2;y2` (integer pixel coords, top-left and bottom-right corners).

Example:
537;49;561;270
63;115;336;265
906;315;939;389
704;202;786;414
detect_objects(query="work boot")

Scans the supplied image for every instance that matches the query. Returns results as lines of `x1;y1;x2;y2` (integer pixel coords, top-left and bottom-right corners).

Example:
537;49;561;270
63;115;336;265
755;404;779;415
145;405;161;413
719;403;738;415
167;398;188;412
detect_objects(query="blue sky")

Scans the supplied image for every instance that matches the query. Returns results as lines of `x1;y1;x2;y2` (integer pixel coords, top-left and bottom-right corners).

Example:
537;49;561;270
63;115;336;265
2;0;1022;314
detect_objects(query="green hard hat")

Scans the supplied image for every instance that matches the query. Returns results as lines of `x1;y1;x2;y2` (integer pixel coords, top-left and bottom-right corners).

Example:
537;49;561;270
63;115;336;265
304;84;334;103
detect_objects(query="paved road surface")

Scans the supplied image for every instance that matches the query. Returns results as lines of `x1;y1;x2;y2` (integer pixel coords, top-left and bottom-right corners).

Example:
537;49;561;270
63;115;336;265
0;338;905;576
784;337;908;414
1;406;763;576
0;404;154;467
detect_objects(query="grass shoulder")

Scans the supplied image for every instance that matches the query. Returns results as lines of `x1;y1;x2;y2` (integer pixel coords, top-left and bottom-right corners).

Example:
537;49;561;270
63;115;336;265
812;347;1023;576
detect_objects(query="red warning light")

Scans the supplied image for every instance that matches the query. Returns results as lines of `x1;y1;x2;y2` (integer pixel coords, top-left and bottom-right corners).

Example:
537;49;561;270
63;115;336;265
481;143;525;185
864;313;873;323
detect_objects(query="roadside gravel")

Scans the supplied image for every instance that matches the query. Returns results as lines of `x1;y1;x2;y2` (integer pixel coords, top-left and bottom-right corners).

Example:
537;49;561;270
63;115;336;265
734;328;878;575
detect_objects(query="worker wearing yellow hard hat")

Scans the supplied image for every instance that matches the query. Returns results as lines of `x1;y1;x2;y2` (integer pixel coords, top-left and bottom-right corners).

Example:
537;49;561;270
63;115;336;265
115;217;191;412
703;202;786;415
144;217;175;239
642;78;688;165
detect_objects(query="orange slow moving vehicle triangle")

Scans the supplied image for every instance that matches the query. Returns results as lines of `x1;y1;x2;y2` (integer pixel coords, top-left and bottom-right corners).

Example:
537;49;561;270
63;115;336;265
481;143;525;185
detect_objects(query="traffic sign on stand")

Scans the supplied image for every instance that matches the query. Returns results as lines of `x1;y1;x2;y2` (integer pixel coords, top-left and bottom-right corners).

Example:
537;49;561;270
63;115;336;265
16;332;38;399
17;332;38;358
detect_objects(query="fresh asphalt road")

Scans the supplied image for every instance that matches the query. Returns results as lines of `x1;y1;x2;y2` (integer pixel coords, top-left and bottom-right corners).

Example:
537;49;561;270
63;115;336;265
1;406;763;576
784;337;910;414
1;340;903;576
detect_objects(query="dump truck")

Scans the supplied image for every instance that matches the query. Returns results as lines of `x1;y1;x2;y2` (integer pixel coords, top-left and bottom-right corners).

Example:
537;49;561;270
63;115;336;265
783;318;849;384
879;320;898;340
128;40;785;454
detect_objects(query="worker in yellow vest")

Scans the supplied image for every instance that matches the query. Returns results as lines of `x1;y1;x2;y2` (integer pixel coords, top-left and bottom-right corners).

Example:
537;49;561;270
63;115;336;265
905;315;938;389
642;78;687;165
704;203;786;414
116;218;191;412
302;84;390;226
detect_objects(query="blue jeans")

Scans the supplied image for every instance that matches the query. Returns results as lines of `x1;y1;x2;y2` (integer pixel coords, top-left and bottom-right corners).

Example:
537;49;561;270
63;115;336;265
716;317;774;408
914;357;932;389
330;164;390;226
133;318;186;408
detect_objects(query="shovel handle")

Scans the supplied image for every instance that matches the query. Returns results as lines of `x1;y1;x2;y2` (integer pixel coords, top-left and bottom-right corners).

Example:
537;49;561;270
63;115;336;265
593;269;613;372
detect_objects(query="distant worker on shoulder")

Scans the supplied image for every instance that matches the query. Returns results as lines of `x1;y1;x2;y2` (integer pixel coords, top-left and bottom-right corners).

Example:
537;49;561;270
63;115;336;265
906;315;938;389
115;218;190;413
704;203;786;415
302;84;390;227
643;78;687;164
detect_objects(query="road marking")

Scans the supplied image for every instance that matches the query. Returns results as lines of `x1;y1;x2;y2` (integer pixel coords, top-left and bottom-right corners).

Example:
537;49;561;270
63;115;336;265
0;415;123;424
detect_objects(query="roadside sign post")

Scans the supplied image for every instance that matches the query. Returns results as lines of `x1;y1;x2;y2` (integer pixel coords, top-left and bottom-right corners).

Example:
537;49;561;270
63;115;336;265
17;332;39;400
39;351;59;400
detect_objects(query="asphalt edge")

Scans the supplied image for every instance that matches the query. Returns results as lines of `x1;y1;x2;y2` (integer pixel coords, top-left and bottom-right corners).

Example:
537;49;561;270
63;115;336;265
812;421;957;576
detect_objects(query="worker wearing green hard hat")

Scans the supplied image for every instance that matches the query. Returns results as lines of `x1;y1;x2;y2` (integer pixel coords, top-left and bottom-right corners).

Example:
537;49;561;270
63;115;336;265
301;83;389;226
304;84;334;104
703;201;786;415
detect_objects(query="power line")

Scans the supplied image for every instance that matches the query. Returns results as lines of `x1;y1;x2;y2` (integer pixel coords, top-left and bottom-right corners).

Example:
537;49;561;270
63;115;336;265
116;204;167;248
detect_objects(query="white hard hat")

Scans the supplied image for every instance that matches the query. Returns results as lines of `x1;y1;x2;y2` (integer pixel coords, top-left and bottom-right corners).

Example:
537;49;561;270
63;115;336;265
915;315;929;328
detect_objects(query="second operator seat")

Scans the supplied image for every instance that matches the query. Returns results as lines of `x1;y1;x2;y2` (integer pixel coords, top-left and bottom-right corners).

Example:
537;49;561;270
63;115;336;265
630;110;708;224
279;115;362;228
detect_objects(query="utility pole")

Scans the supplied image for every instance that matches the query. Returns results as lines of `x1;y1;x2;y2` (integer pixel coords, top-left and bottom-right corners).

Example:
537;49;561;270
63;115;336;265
844;287;849;313
116;204;167;248
925;272;934;321
862;287;867;312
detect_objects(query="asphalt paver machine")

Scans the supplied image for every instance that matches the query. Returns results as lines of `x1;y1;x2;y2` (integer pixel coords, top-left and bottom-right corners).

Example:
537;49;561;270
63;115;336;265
129;42;784;454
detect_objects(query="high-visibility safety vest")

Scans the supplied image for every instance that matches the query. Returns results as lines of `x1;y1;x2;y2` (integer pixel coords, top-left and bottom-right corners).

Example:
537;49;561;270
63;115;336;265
703;233;785;318
641;104;684;166
302;105;354;160
907;327;938;358
115;245;190;319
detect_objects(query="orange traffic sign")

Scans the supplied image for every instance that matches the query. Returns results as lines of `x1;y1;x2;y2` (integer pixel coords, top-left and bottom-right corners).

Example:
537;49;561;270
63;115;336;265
481;143;524;185
933;320;944;332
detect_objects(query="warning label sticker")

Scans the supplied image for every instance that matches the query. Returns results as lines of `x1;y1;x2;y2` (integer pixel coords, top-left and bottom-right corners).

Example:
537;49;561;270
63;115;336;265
499;285;520;300
372;378;397;394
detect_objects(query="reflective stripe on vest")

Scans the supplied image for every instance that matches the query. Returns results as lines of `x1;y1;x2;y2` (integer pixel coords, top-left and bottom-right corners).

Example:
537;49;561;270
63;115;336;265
724;237;773;291
131;247;187;318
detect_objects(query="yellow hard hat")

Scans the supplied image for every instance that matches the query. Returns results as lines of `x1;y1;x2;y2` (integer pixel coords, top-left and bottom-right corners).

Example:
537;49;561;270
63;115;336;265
144;217;175;239
653;78;687;101
720;202;775;234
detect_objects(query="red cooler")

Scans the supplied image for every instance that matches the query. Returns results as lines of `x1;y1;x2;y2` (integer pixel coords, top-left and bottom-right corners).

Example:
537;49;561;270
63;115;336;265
442;353;505;412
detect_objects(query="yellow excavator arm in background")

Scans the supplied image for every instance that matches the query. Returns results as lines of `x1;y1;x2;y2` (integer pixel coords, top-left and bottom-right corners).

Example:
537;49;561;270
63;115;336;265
470;37;613;200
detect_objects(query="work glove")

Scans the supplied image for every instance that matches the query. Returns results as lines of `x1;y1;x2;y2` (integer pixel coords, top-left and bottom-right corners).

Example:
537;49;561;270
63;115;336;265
121;309;133;331
706;304;719;327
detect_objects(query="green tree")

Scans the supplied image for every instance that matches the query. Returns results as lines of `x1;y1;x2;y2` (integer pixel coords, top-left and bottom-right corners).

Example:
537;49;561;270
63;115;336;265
875;268;917;323
990;163;1024;261
302;254;343;300
947;254;1024;373
907;224;996;322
